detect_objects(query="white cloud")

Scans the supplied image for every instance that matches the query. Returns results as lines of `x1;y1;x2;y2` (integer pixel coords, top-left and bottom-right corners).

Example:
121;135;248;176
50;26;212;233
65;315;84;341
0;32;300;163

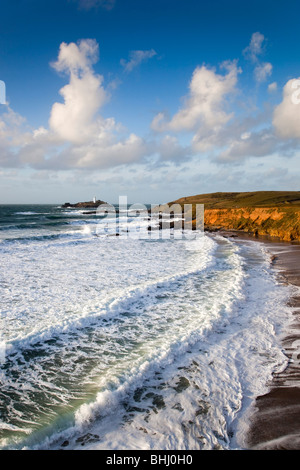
120;49;157;73
268;82;277;93
215;120;300;164
49;70;107;144
244;32;273;84
61;133;149;169
273;78;300;139
216;129;279;163
241;132;251;140
0;107;32;167
0;106;33;149
152;61;241;152
48;39;152;167
1;34;299;185
243;32;265;62
51;39;99;74
254;62;272;82
152;61;240;133
0;39;152;171
49;39;109;144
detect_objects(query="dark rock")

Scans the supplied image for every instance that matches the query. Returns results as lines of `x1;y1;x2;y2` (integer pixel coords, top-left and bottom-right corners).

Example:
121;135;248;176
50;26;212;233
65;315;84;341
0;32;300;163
173;376;190;393
62;199;107;209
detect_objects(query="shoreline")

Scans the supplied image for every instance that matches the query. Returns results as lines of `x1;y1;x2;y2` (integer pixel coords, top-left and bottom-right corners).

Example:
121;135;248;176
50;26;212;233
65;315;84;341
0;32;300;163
218;230;300;450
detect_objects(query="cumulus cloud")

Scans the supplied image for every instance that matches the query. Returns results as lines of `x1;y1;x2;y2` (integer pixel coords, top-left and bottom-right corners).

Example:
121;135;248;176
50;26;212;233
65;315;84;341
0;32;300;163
47;40;154;168
1;33;299;180
51;38;99;74
120;49;157;73
48;39;110;144
273;78;300;139
56;133;149;170
152;62;240;133
152;61;241;152
0;39;152;171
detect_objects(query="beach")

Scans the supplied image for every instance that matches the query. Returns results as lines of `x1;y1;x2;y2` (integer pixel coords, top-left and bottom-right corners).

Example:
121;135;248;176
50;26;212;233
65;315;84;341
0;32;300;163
247;241;300;450
220;231;300;450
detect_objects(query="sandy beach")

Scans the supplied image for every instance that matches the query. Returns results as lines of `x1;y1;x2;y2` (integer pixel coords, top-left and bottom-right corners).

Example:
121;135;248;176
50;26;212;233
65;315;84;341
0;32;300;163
220;231;300;450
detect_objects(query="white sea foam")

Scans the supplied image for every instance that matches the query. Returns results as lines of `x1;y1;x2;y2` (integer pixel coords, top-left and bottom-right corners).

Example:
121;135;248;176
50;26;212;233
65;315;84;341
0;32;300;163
66;240;291;451
0;212;295;450
62;210;90;216
14;212;39;215
1;234;215;350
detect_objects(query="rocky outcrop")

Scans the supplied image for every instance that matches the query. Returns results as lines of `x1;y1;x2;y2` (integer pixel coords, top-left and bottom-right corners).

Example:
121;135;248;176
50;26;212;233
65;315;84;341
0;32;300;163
62;199;107;209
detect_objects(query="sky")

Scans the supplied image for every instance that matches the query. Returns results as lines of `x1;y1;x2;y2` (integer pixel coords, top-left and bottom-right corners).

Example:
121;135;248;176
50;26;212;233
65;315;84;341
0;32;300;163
0;0;299;204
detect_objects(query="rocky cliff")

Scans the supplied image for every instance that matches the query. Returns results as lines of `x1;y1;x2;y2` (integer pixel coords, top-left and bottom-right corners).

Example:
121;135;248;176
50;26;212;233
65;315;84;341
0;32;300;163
203;207;300;241
168;191;300;242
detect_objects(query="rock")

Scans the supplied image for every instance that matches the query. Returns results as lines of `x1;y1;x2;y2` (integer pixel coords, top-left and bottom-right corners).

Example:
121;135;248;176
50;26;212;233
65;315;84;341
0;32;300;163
62;199;107;209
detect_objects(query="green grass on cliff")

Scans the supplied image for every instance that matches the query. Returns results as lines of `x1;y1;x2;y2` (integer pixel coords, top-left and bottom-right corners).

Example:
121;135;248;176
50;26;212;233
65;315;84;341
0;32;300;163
169;191;300;209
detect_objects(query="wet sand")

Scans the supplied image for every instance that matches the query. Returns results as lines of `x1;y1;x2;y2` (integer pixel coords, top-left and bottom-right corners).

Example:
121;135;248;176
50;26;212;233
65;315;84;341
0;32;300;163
219;230;300;450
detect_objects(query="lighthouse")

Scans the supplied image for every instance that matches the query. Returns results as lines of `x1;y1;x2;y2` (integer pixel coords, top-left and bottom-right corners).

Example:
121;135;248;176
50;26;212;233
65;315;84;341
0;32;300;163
93;196;96;204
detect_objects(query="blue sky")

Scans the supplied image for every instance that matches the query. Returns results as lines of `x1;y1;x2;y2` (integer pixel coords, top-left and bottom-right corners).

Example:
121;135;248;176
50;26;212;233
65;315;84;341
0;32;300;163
0;0;299;203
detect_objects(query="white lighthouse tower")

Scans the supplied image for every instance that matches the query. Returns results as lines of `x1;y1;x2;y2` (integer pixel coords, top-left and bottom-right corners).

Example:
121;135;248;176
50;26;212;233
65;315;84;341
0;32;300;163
93;196;96;204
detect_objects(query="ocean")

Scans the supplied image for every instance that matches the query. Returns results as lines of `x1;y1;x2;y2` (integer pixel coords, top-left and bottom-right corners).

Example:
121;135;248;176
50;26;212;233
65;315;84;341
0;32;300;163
0;204;295;450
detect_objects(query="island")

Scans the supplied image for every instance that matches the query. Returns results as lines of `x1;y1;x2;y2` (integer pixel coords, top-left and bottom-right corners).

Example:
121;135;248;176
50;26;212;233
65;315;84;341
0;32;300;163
62;199;107;209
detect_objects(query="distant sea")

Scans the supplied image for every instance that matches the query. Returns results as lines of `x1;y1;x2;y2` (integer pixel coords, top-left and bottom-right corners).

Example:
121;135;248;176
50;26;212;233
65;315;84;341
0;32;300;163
0;204;294;449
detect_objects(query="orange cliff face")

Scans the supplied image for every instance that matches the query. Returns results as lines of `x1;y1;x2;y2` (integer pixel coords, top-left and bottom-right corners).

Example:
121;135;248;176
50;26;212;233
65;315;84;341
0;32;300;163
203;207;300;242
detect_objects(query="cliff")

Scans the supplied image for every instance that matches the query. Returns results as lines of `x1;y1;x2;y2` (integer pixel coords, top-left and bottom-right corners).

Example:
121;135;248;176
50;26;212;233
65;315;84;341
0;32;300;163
168;191;300;242
203;206;300;241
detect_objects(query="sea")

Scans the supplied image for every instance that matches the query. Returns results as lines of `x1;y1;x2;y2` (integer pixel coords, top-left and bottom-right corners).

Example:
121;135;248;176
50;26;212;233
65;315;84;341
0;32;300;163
0;204;296;450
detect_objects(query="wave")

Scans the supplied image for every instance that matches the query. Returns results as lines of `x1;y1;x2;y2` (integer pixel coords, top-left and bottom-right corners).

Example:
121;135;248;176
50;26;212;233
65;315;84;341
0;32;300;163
0;233;294;451
0;236;245;450
61;210;91;216
4;236;216;357
13;211;39;216
46;242;293;450
0;225;96;245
